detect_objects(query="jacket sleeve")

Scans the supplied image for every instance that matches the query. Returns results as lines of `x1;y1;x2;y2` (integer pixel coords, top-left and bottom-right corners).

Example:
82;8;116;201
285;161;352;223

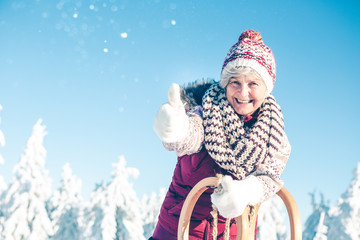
254;133;291;202
162;107;204;156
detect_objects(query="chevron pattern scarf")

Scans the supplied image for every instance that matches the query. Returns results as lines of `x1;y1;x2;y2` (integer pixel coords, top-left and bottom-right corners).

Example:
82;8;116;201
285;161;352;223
202;83;285;180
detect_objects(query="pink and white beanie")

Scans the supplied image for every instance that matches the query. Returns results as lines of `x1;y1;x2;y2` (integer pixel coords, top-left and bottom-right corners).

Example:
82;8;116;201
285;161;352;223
220;30;276;94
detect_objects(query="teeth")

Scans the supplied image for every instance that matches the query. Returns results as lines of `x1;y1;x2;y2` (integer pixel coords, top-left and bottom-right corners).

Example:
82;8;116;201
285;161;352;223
236;98;250;103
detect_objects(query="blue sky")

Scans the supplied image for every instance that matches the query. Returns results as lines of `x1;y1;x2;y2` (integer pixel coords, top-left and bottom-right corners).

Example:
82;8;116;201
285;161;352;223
0;0;359;223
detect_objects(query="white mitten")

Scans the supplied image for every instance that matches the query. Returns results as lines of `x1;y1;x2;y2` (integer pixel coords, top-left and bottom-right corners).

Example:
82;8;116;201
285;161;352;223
153;83;189;143
211;175;263;218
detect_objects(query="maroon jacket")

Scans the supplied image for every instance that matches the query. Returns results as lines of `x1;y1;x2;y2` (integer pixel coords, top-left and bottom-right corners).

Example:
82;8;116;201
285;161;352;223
151;148;238;239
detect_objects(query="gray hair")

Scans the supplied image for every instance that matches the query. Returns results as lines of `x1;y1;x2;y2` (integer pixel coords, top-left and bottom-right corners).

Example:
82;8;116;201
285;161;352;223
220;65;264;89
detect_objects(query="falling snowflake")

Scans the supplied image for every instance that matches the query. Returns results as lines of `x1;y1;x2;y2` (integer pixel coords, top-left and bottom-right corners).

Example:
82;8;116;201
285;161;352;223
104;48;108;53
120;32;128;38
171;20;176;25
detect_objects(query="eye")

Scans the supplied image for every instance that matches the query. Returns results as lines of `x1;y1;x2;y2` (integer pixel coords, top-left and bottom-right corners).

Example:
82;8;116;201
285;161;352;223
229;81;240;86
249;82;258;86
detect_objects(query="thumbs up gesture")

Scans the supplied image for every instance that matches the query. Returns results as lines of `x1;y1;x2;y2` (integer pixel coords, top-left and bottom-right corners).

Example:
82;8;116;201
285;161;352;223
153;83;189;143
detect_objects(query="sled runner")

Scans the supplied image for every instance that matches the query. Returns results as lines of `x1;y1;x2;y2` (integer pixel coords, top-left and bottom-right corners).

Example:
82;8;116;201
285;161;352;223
177;177;302;240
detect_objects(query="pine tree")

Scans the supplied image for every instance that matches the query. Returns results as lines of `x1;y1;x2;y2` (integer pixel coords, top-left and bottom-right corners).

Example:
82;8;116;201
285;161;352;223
83;156;145;240
48;163;83;240
303;192;330;240
256;194;287;240
0;176;5;196
0;119;54;240
141;188;166;238
327;162;360;240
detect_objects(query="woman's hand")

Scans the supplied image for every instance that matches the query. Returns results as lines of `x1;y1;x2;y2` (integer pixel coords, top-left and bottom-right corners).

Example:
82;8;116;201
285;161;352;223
211;175;263;218
153;83;189;143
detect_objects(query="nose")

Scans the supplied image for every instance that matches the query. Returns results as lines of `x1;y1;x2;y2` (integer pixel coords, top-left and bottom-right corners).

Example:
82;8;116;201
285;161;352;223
238;84;249;98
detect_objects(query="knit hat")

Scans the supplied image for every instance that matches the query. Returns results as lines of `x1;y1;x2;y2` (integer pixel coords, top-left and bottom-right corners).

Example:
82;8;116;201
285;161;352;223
220;30;276;94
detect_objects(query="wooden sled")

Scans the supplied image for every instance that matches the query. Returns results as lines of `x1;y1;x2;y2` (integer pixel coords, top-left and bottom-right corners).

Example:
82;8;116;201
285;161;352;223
177;177;302;240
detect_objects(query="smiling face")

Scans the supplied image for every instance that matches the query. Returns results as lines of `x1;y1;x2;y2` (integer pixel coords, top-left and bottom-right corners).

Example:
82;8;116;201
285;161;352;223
226;74;267;116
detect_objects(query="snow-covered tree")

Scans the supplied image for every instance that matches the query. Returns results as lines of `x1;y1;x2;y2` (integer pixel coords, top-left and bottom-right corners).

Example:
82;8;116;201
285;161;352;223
83;156;145;240
0;104;6;193
141;188;166;238
0;176;6;196
48;163;83;240
303;192;330;240
0;104;6;236
256;194;287;240
0;104;5;165
0;119;54;240
327;162;360;240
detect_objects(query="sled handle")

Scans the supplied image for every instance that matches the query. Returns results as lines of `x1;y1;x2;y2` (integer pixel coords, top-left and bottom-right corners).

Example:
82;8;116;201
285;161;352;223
177;177;302;240
177;177;218;239
277;187;302;240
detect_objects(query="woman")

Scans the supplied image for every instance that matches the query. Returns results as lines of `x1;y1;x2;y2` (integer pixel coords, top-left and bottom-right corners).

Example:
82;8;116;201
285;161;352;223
151;30;291;239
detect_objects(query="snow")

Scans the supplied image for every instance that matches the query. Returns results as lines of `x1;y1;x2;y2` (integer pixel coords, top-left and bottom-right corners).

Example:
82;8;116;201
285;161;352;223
0;104;5;165
82;156;145;240
326;162;360;239
0;120;153;239
303;163;360;240
120;32;128;38
0;176;5;192
303;192;330;240
48;163;83;240
0;119;53;240
313;212;328;240
0;117;359;239
0;131;5;148
0;0;358;239
141;188;166;238
257;195;288;240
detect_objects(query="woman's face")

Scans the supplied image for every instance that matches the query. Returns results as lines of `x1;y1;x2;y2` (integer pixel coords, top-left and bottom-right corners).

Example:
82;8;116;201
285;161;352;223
226;74;267;116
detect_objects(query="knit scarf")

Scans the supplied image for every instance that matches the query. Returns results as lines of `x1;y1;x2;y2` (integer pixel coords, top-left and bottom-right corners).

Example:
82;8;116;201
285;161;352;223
202;83;285;180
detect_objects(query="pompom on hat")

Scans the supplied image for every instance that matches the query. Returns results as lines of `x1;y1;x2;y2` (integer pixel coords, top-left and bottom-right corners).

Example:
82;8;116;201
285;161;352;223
220;30;276;94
